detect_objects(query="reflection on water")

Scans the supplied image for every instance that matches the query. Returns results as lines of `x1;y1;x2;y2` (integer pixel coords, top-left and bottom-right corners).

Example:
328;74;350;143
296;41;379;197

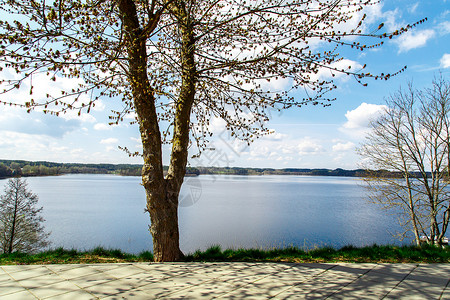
0;174;410;253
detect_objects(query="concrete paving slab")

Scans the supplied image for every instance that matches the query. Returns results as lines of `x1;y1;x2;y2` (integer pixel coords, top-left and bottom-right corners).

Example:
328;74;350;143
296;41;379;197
103;288;157;300
384;286;438;300
28;280;83;299
16;273;67;289
5;267;54;281
1;264;42;274
296;262;337;270
83;278;133;298
384;278;447;299
0;273;16;286
218;285;274;299
259;271;314;284
217;271;272;286
371;263;418;275
244;276;298;296
272;264;324;279
331;263;376;275
440;286;450;299
406;273;449;285
189;264;238;279
0;262;447;299
329;277;399;299
316;269;361;281
45;264;83;273
44;289;97;300
51;265;101;280
412;264;450;278
68;272;118;289
0;289;37;299
137;278;196;298
101;265;147;279
138;273;214;294
274;281;343;299
128;263;196;278
116;272;164;288
0;283;28;297
168;279;238;299
88;263;124;273
362;269;409;282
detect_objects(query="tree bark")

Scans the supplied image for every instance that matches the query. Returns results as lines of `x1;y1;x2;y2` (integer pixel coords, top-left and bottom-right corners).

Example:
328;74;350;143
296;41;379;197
118;0;184;262
157;1;197;261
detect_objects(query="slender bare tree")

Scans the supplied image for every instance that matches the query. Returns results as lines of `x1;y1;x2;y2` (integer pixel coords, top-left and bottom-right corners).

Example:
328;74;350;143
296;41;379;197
359;77;450;246
0;0;419;260
0;178;50;254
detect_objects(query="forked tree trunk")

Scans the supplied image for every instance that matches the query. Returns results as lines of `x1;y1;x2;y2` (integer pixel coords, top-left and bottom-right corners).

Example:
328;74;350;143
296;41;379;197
118;0;194;262
118;0;184;262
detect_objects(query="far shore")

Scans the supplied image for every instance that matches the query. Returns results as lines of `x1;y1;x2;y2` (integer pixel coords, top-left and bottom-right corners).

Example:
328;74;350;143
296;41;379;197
1;159;426;180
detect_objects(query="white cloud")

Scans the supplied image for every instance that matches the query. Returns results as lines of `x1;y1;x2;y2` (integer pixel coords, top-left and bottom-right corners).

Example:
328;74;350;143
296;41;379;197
396;29;435;53
296;138;324;155
332;142;355;152
100;138;119;144
94;123;111;130
60;111;96;123
381;8;402;32
70;148;84;155
0;106;80;138
438;21;450;35
341;103;387;138
312;59;363;82
92;99;106;112
124;111;138;120
441;53;450;68
262;131;288;141
408;3;419;14
209;117;227;134
343;103;387;130
0;70;101;127
259;76;292;92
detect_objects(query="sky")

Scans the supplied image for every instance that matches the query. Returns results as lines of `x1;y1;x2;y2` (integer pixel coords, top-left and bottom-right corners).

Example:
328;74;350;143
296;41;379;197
0;0;449;170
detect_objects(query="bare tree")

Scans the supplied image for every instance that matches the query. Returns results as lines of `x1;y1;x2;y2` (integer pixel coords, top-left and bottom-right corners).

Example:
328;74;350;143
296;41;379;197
0;0;419;261
0;178;50;254
359;77;450;246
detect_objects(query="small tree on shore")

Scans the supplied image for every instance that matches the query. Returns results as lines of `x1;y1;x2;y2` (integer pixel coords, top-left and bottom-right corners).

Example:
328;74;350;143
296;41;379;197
0;178;50;254
358;77;450;246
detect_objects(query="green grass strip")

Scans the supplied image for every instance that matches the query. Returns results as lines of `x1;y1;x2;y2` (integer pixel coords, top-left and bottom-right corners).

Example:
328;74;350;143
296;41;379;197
0;244;448;265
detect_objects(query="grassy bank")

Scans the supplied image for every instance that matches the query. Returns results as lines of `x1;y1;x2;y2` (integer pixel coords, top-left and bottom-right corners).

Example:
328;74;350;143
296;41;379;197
1;244;449;265
0;247;154;265
184;244;450;263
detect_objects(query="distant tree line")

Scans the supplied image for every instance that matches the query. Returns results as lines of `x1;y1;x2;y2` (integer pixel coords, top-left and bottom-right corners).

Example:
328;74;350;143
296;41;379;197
0;160;428;179
0;160;143;178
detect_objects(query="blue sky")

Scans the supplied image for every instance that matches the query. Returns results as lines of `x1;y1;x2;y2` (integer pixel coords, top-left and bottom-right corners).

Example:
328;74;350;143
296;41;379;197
0;0;449;169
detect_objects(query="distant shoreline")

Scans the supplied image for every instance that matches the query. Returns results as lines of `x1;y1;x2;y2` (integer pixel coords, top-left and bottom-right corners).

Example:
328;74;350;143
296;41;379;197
0;159;425;179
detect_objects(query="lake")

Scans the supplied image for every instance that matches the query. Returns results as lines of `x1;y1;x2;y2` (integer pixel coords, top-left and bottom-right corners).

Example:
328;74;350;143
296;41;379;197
0;174;410;254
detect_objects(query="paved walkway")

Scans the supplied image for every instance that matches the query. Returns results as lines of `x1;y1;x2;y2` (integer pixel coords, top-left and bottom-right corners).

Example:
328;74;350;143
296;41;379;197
0;262;449;299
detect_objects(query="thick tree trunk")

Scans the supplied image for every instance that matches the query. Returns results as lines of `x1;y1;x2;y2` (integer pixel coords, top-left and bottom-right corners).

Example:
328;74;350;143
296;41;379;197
118;0;184;262
146;186;183;261
118;0;196;261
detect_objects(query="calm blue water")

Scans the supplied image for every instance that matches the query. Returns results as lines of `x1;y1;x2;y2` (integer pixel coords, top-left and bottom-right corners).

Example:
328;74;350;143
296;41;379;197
0;174;410;253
